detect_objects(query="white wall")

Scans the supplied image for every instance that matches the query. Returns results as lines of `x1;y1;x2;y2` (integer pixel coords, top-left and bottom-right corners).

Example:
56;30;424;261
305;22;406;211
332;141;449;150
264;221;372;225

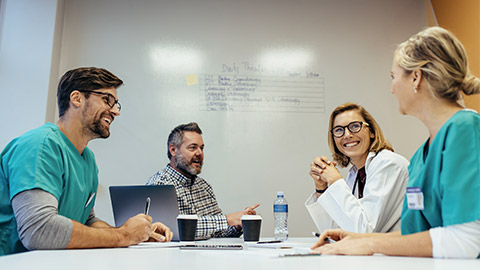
1;0;428;238
56;0;427;237
0;0;61;149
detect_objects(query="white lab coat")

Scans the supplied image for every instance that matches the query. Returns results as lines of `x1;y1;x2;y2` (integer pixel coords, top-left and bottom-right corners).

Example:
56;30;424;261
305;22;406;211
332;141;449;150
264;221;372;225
305;150;409;233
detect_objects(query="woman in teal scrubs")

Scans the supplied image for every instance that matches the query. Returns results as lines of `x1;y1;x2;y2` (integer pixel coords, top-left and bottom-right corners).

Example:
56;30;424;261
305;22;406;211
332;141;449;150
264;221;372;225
311;27;480;258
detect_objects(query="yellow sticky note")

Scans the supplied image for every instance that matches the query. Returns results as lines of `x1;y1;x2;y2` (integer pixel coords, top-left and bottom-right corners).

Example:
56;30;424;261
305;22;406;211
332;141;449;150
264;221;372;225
185;74;198;86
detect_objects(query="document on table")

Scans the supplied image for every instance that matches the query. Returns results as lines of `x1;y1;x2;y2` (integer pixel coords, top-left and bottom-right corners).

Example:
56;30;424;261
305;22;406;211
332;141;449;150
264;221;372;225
128;239;316;257
244;241;313;257
245;242;294;249
128;242;183;249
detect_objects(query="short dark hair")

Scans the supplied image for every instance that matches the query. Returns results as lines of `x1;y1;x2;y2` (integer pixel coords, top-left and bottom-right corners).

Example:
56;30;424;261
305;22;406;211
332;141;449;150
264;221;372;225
57;67;123;117
167;122;203;159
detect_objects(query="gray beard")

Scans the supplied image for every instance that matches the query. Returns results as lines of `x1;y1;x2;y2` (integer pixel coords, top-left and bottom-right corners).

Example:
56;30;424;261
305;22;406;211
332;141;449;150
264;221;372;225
174;152;201;177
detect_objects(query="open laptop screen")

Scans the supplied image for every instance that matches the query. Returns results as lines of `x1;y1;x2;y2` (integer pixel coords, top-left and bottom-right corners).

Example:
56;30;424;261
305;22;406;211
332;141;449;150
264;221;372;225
109;185;180;241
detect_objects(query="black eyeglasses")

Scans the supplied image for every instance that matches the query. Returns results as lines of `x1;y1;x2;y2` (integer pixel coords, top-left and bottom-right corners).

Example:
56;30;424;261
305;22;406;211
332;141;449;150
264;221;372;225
331;121;369;138
77;90;121;111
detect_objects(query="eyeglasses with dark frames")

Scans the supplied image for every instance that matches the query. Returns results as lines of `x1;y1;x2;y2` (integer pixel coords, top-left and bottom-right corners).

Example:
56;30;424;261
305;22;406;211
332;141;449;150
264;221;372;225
331;121;369;138
77;90;121;111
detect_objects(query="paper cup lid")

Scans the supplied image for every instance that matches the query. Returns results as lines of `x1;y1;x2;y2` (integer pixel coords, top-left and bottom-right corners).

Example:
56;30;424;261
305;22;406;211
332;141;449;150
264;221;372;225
177;214;198;219
241;215;262;220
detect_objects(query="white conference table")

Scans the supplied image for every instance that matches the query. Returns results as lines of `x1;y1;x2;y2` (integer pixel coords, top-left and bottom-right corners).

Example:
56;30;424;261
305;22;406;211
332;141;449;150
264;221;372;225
1;237;478;270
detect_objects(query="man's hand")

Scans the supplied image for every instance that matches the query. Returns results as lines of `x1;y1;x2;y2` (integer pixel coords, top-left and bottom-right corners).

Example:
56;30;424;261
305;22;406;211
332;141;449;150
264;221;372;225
226;203;260;226
67;214;169;249
148;221;174;242
119;214;153;246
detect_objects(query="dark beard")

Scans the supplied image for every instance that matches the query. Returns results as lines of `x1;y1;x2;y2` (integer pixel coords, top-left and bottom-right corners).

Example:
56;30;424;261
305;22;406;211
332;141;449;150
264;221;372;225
81;100;111;139
89;117;110;139
83;112;110;139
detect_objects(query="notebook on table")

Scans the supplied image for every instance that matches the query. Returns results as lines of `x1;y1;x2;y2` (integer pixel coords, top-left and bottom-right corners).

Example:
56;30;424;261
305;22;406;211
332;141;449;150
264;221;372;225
109;185;180;241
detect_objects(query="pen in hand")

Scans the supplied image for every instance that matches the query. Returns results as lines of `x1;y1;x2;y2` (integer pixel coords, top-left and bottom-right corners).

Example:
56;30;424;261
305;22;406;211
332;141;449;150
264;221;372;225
144;197;151;215
312;232;336;244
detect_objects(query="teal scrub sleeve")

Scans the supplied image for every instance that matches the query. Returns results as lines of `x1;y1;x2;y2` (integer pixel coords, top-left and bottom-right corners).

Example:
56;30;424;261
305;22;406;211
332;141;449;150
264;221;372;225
440;118;480;226
8;135;65;201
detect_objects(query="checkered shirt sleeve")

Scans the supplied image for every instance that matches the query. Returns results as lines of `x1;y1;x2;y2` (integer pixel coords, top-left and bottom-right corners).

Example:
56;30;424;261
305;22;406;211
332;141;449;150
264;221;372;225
146;165;242;238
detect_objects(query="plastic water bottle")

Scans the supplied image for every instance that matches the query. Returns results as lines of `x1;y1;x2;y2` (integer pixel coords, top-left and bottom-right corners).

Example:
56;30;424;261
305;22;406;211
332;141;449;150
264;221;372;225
273;191;288;241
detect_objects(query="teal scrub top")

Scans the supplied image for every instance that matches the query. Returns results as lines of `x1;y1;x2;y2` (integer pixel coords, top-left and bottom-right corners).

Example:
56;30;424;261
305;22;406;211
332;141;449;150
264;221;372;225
401;110;480;234
0;123;98;255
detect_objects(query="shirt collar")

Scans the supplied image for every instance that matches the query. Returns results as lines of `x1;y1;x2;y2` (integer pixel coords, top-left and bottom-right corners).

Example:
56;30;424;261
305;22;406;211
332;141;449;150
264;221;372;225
348;151;377;174
165;164;196;186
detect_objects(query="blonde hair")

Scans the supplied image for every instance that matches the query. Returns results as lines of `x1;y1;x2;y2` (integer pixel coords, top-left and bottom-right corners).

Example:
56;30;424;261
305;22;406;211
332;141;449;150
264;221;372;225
395;26;480;102
328;103;393;167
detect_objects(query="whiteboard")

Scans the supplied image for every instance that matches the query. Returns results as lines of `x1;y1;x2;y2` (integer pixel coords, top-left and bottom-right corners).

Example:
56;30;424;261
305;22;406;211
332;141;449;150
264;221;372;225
57;0;427;237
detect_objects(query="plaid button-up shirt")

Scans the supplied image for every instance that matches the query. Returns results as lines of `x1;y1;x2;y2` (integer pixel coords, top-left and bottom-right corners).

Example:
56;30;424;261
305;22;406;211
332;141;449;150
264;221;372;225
146;164;242;238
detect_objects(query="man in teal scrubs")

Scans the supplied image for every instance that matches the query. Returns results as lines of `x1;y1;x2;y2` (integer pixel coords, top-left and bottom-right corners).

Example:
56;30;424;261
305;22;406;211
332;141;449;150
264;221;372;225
0;67;173;256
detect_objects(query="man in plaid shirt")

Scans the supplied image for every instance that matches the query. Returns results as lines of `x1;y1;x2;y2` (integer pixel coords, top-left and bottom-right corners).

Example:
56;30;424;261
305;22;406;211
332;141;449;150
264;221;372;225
147;122;259;239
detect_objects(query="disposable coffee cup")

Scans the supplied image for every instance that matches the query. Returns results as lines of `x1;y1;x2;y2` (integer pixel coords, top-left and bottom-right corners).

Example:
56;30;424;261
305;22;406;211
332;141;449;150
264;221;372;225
241;215;262;242
177;214;198;241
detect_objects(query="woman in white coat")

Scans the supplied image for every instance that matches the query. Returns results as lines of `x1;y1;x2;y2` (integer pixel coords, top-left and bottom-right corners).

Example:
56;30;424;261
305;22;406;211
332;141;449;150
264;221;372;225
311;26;480;259
306;102;409;233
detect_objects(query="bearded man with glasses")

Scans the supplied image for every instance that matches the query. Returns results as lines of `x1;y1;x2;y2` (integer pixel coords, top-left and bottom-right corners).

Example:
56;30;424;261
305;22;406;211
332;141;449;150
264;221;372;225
0;67;172;256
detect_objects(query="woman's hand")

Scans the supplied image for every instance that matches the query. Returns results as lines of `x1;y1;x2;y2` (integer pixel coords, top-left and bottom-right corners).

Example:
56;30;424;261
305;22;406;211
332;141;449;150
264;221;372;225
311;229;375;255
310;156;328;190
310;156;342;187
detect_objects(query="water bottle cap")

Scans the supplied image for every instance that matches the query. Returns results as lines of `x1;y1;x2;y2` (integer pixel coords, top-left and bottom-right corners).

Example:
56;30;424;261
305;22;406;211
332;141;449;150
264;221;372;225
277;191;284;196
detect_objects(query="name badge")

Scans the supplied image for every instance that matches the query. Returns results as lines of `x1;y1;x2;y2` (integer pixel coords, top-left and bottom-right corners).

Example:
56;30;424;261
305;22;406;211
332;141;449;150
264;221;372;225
406;187;424;210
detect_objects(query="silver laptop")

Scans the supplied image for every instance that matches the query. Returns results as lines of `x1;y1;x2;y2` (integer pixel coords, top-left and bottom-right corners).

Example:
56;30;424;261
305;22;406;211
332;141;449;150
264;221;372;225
109;185;180;241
